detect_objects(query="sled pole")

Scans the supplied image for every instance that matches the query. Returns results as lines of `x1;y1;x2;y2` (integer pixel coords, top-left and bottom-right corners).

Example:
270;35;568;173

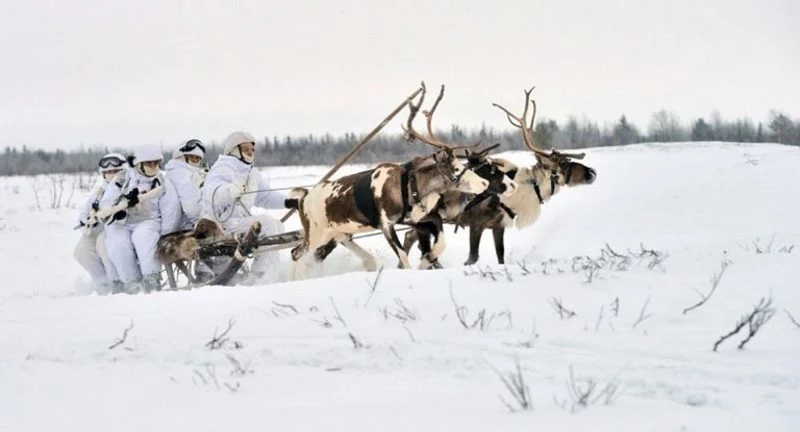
279;85;424;223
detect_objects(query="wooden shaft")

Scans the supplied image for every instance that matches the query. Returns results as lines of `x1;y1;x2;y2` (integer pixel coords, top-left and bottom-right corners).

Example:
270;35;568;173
279;85;424;223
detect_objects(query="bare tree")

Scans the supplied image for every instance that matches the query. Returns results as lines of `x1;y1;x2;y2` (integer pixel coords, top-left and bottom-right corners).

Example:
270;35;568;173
648;109;687;142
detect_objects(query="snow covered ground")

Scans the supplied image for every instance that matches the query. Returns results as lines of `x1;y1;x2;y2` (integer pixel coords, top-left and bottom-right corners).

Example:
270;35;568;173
1;141;798;431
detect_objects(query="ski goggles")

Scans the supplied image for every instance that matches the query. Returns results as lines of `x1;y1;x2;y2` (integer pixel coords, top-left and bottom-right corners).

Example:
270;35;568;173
179;139;206;153
98;156;126;169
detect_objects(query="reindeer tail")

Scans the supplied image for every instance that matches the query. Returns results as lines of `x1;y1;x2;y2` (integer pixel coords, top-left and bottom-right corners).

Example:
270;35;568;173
284;188;308;210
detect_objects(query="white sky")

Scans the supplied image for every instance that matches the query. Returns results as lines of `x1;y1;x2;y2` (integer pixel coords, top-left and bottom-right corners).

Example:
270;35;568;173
0;0;797;151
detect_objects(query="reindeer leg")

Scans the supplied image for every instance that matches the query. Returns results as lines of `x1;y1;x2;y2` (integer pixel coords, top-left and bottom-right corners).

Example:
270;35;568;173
399;229;418;268
382;223;411;269
289;243;309;281
340;237;377;272
492;227;506;265
420;220;445;270
402;229;419;254
416;224;434;269
464;225;483;266
175;260;195;284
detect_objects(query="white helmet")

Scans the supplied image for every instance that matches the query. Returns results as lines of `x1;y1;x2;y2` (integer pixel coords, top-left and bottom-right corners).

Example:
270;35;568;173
131;145;164;177
222;131;256;164
172;139;205;163
97;152;127;182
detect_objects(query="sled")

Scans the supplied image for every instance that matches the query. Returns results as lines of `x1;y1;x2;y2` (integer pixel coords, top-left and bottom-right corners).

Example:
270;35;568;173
156;221;412;291
157;221;304;291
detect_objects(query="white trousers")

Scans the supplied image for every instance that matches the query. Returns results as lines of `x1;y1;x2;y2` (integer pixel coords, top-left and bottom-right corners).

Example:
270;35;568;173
222;214;284;274
74;230;118;285
104;219;162;283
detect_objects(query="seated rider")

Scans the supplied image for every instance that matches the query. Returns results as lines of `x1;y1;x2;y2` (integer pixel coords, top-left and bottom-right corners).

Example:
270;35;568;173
101;145;182;294
164;138;214;282
200;131;289;284
73;152;127;294
165;139;207;230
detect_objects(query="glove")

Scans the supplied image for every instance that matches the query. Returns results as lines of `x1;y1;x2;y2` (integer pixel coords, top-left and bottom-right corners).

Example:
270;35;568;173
124;189;140;208
284;198;298;209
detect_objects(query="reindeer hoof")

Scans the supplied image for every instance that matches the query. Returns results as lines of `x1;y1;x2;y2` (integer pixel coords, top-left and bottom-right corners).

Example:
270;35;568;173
463;257;478;266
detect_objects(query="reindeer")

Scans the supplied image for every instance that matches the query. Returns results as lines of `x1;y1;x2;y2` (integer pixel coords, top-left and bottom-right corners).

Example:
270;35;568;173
402;87;597;266
398;85;518;269
286;83;506;280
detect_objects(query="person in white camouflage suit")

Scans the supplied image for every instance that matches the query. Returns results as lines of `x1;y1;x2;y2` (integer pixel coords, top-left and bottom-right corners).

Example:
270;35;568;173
101;145;182;294
73;152;128;294
201;131;289;284
164;138;214;281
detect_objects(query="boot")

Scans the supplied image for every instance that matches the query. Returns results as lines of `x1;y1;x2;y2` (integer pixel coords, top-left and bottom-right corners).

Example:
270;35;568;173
123;281;143;295
111;280;124;293
94;281;112;296
141;273;162;293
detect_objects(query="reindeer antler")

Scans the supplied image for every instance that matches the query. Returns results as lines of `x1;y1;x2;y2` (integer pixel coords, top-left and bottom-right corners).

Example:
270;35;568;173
492;87;551;158
493;87;587;162
404;82;449;150
403;82;477;152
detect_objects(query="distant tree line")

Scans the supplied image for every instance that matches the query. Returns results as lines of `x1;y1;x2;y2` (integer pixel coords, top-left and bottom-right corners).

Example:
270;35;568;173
1;109;797;176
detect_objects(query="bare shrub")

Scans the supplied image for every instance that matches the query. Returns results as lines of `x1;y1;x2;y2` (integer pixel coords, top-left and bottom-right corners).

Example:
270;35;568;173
549;297;577;320
554;366;622;413
192;363;241;393
738;235;795;254
108;319;134;350
490;359;533;413
463;265;507;281
226;354;254;376
379;297;418;322
683;256;730;315
362;265;384;307
205;317;241;350
569;243;668;282
785;309;800;329
632;296;653;329
450;284;512;331
270;301;299;317
713;295;776;351
348;332;364;349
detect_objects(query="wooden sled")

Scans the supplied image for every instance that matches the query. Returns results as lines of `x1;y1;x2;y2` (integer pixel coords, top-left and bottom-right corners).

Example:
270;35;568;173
156;220;303;291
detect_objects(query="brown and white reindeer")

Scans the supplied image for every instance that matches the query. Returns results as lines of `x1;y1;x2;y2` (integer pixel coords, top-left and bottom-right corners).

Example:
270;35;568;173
285;83;499;280
403;87;597;266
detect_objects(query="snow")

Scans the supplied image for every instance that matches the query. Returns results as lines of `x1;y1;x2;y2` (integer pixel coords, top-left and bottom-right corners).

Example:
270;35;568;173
1;141;798;431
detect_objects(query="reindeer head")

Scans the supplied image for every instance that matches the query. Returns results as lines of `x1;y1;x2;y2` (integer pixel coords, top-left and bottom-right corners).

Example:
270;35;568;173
536;149;596;187
493;87;597;191
460;143;519;197
403;82;492;195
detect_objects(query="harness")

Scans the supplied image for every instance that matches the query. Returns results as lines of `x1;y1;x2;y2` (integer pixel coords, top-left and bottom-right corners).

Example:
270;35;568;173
401;161;420;219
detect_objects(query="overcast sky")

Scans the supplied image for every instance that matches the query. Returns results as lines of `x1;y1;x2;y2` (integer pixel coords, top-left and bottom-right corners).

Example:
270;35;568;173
1;0;797;151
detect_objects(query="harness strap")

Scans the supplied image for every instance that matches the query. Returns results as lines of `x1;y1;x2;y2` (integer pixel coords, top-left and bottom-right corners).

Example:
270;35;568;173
453;191;491;233
400;161;420;220
498;201;516;219
530;178;544;204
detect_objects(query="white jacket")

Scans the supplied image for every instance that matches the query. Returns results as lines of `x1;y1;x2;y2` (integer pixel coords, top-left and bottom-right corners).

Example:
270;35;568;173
100;169;183;235
201;154;287;222
165;158;205;229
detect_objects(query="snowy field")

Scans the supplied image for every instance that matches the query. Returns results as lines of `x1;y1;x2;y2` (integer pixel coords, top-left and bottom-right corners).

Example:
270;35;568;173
1;141;798;431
